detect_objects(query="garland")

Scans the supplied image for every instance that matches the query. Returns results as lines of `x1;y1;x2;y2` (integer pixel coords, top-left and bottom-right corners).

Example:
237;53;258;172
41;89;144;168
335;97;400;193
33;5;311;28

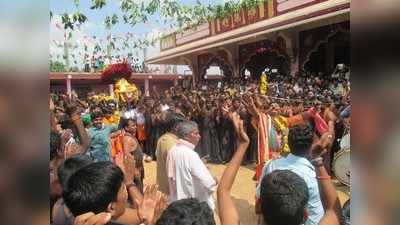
259;72;268;95
114;78;140;103
101;61;132;84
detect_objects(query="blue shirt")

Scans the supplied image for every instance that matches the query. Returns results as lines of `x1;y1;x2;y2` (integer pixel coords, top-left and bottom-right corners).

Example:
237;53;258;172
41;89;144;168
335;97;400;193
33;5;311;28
256;154;324;225
87;124;118;162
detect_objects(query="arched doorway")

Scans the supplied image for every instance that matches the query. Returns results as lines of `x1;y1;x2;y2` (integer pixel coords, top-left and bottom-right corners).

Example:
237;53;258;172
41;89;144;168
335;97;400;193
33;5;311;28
200;56;233;81
304;30;350;74
241;50;290;80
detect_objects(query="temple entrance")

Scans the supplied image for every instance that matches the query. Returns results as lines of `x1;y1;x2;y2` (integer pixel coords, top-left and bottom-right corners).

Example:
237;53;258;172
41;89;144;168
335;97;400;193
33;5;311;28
200;56;233;81
304;30;350;75
241;50;290;80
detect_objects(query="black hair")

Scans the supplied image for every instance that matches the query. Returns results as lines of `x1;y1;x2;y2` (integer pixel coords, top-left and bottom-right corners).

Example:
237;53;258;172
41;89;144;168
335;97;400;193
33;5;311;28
163;111;186;132
118;117;136;130
91;110;104;120
50;130;61;161
156;198;216;225
260;170;309;225
102;106;113;115
232;97;241;103
57;155;93;191
63;161;124;216
58;114;72;130
288;125;314;156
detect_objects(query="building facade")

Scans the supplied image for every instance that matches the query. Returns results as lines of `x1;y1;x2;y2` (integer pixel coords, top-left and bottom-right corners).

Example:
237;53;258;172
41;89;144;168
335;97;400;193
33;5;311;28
146;0;350;82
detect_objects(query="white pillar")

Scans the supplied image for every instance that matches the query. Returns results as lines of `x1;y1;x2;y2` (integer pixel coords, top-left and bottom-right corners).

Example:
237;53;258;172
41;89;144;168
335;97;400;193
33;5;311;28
66;74;72;97
109;84;114;98
145;78;149;97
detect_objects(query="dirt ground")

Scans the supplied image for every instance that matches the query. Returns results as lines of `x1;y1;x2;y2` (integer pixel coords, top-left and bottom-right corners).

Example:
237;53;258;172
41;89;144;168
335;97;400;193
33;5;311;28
144;161;349;225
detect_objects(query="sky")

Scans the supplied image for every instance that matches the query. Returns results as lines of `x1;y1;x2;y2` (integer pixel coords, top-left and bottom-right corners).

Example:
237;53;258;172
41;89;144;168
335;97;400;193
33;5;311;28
50;0;224;74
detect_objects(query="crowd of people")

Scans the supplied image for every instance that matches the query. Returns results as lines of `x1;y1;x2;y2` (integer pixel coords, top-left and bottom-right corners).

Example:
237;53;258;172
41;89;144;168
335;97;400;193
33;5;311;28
49;69;350;225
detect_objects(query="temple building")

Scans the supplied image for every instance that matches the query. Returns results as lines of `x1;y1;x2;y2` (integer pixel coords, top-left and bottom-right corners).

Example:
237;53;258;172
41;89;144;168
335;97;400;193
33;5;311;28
146;0;350;83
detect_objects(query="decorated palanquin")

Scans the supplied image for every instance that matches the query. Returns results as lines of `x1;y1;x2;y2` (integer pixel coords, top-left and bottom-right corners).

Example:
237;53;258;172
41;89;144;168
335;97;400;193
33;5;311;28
114;78;140;104
101;61;132;84
100;62;141;162
109;79;141;162
101;61;140;104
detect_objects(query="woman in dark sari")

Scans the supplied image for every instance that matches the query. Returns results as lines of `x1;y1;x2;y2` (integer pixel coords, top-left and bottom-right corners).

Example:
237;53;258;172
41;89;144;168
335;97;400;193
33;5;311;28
243;111;258;165
149;103;163;161
217;99;236;163
209;99;222;163
198;99;222;163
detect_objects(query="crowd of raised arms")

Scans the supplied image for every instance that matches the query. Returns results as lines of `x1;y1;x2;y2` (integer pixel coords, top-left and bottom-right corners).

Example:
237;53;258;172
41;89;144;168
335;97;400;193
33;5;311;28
50;69;350;225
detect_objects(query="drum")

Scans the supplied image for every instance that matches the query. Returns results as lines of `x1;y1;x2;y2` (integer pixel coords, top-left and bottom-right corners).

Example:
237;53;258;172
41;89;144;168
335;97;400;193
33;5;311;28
340;133;350;149
342;199;350;225
333;148;350;186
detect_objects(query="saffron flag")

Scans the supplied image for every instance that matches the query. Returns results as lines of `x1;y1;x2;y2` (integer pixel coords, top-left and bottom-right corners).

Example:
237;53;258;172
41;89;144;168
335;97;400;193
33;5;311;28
255;113;271;181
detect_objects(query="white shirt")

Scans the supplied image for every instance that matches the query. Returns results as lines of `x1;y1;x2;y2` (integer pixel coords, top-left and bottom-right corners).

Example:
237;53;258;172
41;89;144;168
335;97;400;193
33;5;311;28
166;139;217;210
256;154;324;225
124;109;135;119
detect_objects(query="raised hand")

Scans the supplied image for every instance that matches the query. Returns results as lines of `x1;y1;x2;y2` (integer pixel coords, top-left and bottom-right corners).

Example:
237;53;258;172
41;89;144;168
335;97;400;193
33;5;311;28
238;119;250;144
228;112;241;134
319;127;334;150
61;94;78;116
49;97;55;111
115;152;136;184
153;194;168;224
242;93;252;105
253;94;263;108
242;93;256;109
229;112;249;144
136;184;163;225
221;104;230;117
310;130;334;160
325;108;338;123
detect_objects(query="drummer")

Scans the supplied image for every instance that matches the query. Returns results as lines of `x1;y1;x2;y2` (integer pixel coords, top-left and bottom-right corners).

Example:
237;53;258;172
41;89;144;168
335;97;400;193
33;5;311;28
323;101;348;174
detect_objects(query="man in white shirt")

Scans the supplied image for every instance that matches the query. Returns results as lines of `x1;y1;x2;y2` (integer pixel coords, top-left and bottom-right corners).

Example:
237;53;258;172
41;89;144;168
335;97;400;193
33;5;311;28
166;121;218;210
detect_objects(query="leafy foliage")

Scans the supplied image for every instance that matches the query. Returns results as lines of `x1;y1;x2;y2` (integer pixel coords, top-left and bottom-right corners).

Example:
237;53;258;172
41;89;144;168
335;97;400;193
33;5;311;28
90;0;106;10
50;60;66;72
105;14;119;29
61;12;87;30
58;0;265;31
52;0;265;58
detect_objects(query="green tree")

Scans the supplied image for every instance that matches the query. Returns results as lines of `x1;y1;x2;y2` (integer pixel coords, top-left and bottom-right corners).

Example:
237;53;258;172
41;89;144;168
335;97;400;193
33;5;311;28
50;60;66;72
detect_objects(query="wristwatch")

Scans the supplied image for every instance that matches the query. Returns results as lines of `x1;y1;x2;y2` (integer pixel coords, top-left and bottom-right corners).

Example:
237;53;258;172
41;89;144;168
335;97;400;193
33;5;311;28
310;157;324;167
